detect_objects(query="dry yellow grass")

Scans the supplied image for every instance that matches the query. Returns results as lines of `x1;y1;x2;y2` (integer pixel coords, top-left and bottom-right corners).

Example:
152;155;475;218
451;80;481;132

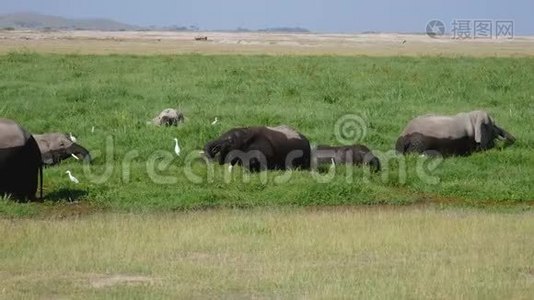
1;30;534;56
1;207;533;298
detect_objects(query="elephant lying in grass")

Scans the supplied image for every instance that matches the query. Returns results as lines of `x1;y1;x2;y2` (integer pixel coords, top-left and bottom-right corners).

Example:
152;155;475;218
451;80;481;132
396;110;516;157
313;144;381;172
0;118;43;201
34;133;91;166
204;125;311;172
152;108;184;126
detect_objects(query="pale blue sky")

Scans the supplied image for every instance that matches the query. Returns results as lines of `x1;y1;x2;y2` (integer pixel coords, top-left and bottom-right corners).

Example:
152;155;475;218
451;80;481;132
2;0;533;34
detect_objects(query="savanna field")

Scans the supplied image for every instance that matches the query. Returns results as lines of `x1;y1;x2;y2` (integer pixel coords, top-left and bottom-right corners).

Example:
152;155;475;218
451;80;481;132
1;51;534;298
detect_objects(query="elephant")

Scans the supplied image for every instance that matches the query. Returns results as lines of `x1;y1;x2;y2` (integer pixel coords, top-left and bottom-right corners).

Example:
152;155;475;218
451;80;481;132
204;125;311;172
396;110;516;156
313;144;381;172
34;133;92;166
0;118;43;201
152;108;184;126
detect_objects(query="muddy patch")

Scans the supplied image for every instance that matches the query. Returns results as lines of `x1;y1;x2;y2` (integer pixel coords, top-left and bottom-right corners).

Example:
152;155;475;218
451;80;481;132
89;274;155;288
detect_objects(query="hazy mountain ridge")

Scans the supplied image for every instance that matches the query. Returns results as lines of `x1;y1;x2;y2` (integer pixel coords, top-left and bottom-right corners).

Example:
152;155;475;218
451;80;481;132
0;12;137;31
0;12;311;33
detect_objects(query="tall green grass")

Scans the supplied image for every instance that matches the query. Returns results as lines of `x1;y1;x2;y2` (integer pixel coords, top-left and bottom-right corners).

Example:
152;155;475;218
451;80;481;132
1;53;533;215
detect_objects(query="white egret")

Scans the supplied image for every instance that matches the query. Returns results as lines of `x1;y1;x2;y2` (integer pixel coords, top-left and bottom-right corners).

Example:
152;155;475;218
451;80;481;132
174;138;181;156
65;170;80;184
69;133;77;143
211;117;218;125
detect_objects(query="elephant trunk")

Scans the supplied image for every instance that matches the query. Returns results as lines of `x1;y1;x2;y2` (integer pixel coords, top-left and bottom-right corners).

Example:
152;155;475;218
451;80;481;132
494;125;516;146
67;143;92;163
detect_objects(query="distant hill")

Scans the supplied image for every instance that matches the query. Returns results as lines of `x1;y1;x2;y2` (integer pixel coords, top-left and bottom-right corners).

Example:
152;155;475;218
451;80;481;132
0;12;312;33
258;27;310;33
229;27;310;33
0;12;137;31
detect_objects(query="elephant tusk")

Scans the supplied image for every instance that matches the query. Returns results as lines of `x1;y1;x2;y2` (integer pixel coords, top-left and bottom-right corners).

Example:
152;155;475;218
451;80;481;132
71;153;80;160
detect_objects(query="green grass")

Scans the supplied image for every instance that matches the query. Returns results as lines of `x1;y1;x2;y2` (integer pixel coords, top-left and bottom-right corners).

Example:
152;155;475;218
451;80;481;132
1;208;533;298
1;52;534;215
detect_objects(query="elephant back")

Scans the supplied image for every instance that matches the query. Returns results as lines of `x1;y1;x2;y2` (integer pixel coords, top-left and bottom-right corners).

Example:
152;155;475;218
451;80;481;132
402;114;469;140
264;125;311;169
0;118;33;149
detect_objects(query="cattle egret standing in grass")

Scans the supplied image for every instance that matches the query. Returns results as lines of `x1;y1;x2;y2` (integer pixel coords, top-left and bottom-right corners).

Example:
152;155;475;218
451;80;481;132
174;138;181;156
228;164;233;173
66;170;79;184
69;133;77;143
91;126;95;134
211;117;218;125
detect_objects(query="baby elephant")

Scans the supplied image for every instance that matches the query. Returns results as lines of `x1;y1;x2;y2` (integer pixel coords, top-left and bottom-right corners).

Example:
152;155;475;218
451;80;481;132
34;133;91;166
313;144;381;172
204;125;311;172
396;110;516;157
152;108;184;126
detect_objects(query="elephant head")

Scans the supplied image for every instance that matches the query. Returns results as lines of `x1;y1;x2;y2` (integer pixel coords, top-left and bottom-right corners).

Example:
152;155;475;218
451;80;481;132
204;128;251;165
34;133;91;166
469;110;516;150
152;108;184;126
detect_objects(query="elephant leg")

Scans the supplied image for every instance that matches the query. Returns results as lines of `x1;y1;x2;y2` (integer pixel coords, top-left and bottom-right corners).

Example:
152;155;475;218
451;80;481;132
292;145;311;170
0;148;13;197
244;140;273;171
397;136;418;154
25;137;42;200
397;133;428;154
0;145;34;201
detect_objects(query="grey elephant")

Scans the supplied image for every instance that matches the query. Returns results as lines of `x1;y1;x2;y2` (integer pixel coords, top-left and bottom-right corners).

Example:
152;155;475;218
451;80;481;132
152;108;184;126
34;133;91;166
313;144;381;172
204;125;311;172
0;118;43;201
396;110;516;156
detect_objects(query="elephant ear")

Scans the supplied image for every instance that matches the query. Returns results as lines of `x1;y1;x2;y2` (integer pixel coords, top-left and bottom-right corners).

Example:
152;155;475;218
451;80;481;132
227;129;254;150
472;111;493;149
